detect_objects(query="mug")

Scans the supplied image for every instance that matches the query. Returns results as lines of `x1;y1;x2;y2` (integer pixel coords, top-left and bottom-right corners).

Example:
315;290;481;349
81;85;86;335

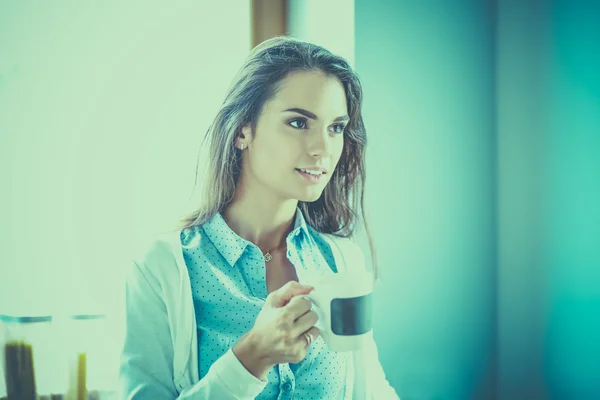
304;270;374;352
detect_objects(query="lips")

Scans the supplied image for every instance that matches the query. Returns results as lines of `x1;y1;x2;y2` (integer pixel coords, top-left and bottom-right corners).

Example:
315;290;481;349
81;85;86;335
296;168;325;176
295;166;328;175
296;168;325;183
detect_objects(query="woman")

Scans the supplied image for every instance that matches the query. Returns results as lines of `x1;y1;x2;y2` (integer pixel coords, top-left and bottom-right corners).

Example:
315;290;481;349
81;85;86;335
119;36;399;399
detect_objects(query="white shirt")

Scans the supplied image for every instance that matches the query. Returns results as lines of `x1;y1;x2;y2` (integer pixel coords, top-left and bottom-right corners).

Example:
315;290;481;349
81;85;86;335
118;229;400;399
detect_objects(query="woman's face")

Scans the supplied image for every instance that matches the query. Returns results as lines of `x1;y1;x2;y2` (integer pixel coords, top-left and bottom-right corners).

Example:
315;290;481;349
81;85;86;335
238;70;348;203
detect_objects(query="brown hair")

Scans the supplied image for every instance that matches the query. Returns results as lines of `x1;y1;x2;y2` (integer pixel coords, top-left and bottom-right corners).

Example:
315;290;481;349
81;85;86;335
180;36;378;278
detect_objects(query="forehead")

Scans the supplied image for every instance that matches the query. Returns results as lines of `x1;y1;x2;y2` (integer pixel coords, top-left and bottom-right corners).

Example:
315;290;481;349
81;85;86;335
266;70;348;114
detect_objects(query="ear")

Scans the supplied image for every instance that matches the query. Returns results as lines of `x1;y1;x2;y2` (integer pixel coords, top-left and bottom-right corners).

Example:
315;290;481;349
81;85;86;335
236;124;253;149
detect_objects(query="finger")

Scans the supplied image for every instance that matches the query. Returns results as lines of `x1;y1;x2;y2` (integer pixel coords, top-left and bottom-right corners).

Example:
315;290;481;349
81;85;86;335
285;296;312;319
268;281;314;307
299;326;321;348
292;310;319;337
307;326;320;340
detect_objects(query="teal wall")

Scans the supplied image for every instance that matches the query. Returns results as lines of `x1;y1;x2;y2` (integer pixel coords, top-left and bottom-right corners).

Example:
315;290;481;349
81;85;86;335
356;1;600;399
542;1;600;398
497;1;600;398
355;1;496;399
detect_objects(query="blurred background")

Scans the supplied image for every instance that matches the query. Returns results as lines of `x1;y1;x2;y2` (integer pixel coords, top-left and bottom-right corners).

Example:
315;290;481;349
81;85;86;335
1;1;599;399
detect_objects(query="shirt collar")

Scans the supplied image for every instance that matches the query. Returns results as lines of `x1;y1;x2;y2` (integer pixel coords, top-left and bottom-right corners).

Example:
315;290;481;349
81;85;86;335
291;206;310;240
201;207;310;267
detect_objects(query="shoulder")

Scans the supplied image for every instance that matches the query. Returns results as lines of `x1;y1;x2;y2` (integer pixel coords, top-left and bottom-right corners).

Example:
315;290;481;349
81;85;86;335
317;232;366;272
319;232;363;256
129;230;184;284
133;231;180;265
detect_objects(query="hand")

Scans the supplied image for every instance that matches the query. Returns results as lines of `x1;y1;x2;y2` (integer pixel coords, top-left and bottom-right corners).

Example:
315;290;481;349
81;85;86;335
233;281;321;380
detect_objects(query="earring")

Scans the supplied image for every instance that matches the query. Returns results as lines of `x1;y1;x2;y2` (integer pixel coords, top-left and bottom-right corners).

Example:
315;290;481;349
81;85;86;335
240;144;245;150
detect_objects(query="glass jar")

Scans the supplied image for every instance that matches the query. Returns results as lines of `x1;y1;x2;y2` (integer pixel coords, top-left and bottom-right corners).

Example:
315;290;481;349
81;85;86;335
65;314;111;400
0;314;58;400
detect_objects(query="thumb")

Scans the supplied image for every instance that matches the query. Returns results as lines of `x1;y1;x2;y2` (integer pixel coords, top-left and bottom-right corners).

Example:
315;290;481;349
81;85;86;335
269;281;314;308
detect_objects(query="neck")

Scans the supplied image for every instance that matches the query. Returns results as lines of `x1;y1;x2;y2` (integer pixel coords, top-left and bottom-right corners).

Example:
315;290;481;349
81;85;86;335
222;186;298;254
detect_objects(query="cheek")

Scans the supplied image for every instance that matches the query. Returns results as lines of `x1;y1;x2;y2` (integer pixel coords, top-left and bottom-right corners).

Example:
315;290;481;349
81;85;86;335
332;140;345;166
249;140;296;179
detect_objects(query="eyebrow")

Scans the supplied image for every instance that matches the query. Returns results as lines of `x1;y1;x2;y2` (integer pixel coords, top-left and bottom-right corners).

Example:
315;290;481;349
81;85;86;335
283;108;350;123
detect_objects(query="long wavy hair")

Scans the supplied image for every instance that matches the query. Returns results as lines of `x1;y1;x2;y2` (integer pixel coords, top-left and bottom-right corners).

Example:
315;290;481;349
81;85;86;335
180;36;378;278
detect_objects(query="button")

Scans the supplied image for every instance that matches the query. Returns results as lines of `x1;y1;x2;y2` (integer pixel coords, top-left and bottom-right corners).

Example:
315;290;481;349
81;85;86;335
282;382;292;391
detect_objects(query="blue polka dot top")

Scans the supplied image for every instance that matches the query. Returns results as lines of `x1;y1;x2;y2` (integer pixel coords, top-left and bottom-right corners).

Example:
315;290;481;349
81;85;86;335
180;207;348;399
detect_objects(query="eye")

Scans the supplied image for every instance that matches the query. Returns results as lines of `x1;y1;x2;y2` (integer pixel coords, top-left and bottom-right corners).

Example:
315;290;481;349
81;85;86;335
330;123;346;134
288;118;308;130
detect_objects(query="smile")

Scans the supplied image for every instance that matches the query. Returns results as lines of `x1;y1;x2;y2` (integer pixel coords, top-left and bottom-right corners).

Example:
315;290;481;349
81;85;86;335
296;168;324;183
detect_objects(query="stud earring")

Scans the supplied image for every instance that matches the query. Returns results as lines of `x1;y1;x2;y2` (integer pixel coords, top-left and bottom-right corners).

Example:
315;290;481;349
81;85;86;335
240;144;245;150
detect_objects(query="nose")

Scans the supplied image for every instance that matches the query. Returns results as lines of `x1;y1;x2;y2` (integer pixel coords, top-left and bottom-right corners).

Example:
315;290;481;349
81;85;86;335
307;129;333;158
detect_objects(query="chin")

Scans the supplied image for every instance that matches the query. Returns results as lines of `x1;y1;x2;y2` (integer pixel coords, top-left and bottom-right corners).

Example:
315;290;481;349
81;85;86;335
297;189;325;203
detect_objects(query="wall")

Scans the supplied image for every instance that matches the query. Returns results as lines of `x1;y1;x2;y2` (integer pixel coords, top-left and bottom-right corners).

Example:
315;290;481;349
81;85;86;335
354;1;497;398
541;2;600;394
287;0;355;67
355;1;600;399
0;1;250;392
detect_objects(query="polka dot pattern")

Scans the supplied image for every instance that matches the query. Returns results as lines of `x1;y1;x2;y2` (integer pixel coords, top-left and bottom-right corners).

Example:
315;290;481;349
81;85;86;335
181;209;347;399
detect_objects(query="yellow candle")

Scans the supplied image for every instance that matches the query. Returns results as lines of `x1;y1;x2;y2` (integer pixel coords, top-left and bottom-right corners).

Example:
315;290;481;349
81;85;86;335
77;352;86;400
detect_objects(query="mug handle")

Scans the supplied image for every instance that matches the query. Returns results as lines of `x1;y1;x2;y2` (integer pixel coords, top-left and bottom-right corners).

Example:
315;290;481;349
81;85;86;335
302;293;330;334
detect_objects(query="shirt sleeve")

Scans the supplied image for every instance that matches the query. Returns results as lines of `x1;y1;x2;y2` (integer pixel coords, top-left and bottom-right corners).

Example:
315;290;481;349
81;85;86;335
178;349;268;399
347;240;400;400
118;260;268;399
364;335;401;400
